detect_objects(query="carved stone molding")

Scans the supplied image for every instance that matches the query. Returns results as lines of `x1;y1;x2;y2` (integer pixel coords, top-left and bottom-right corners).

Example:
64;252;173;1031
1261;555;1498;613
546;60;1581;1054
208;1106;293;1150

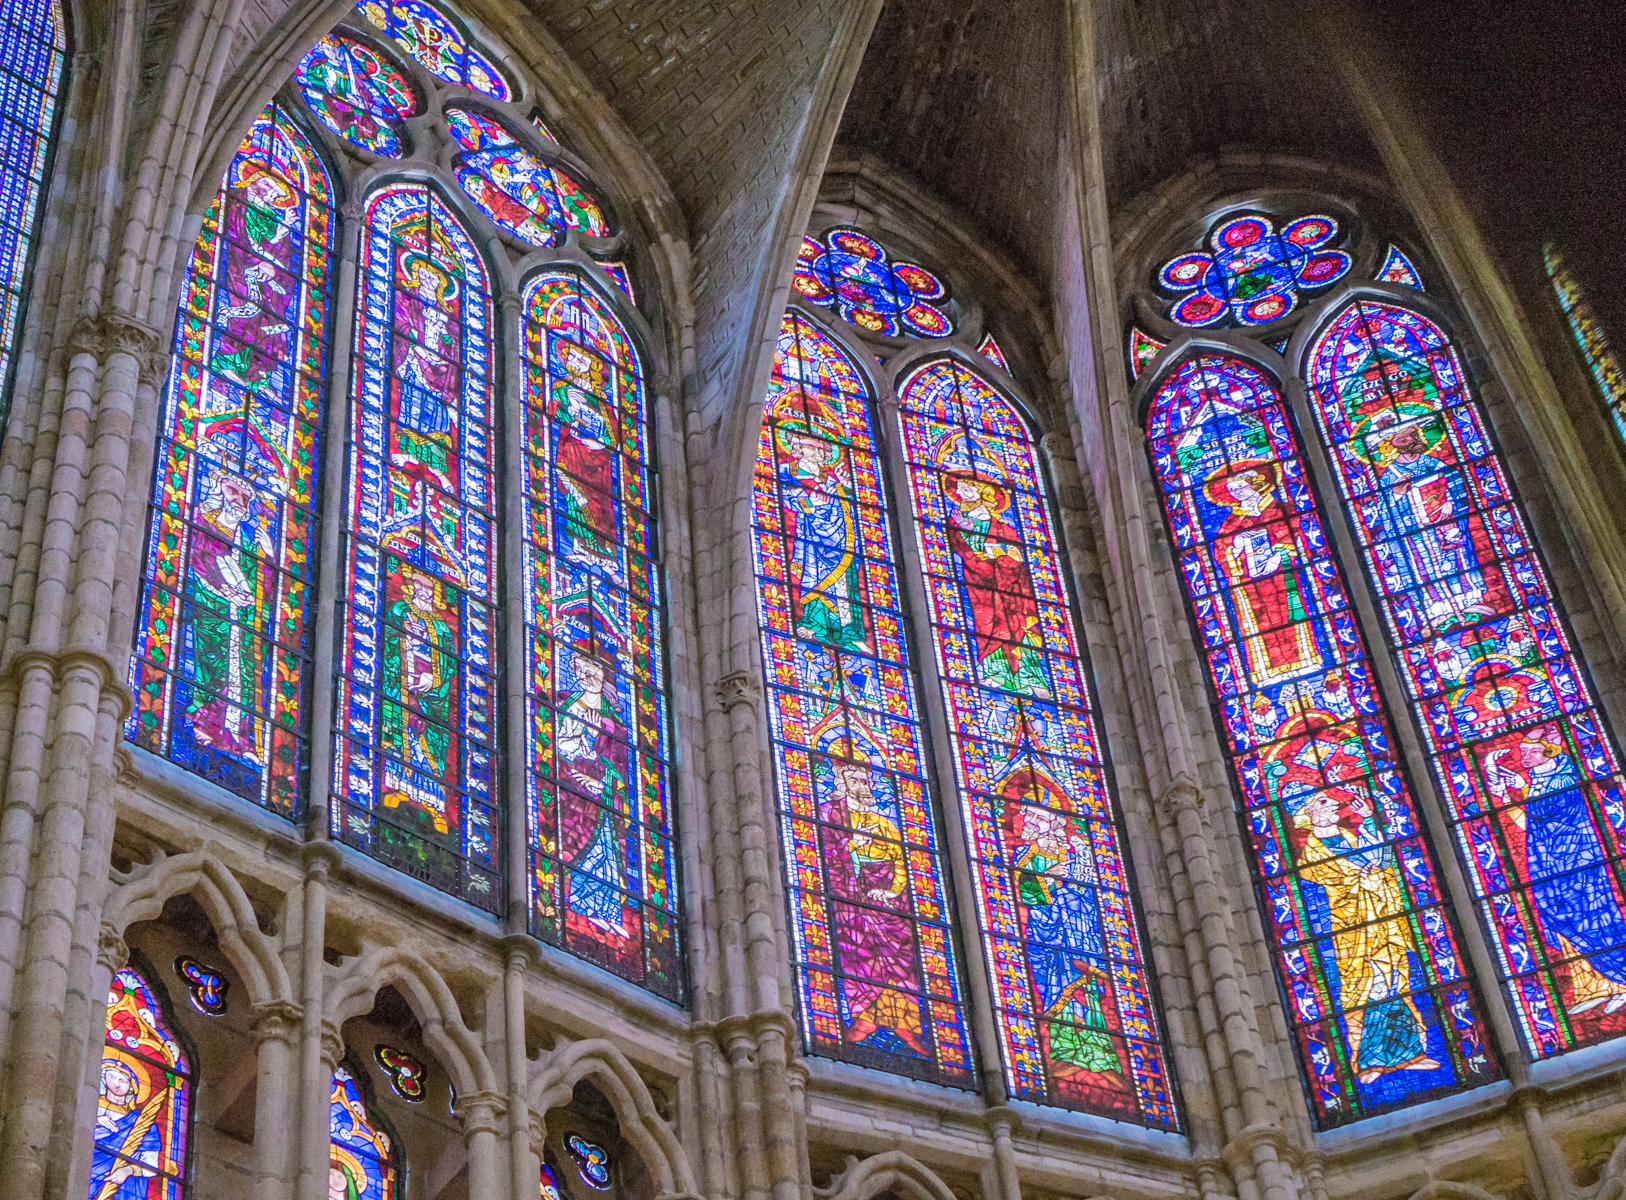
319;1020;345;1068
453;1088;509;1138
67;313;167;383
1157;775;1204;819
95;925;128;972
251;1000;304;1045
1218;1122;1296;1172
0;646;136;722
715;670;761;714
696;1008;798;1053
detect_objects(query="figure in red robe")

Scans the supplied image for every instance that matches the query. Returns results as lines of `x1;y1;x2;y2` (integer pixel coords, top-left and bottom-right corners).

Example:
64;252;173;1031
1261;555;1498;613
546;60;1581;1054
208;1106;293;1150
942;471;1048;697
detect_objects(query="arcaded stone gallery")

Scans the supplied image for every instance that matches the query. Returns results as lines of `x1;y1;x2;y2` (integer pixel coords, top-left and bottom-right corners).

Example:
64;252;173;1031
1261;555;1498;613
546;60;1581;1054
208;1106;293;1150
0;0;1623;1198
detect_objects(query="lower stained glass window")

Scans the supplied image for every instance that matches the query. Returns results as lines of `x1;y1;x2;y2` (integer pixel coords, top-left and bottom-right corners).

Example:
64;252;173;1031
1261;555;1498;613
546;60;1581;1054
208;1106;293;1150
129;105;333;816
91;964;192;1200
330;1064;396;1200
1307;300;1626;1059
1145;351;1500;1125
521;268;679;999
750;309;974;1085
0;0;65;409
898;358;1178;1127
333;182;499;909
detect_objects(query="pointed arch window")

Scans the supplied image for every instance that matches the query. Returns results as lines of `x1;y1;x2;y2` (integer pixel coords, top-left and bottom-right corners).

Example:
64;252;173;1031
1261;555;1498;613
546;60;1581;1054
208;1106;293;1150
129;105;335;816
332;181;500;909
330;1063;397;1200
91;962;194;1200
749;309;975;1085
897;357;1178;1126
1305;299;1626;1059
520;267;679;998
1144;351;1500;1125
0;0;66;413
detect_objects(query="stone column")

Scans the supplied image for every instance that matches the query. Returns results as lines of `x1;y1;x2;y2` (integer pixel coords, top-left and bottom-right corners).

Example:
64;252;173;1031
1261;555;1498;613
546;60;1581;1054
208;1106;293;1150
61;928;127;1200
297;846;340;1200
253;1000;305;1200
500;937;539;1200
455;1090;510;1200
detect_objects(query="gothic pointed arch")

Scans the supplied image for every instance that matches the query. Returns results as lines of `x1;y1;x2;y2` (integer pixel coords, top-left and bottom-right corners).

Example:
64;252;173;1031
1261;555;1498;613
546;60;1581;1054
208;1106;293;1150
748;306;975;1086
128;102;337;817
895;352;1178;1126
1303;295;1626;1060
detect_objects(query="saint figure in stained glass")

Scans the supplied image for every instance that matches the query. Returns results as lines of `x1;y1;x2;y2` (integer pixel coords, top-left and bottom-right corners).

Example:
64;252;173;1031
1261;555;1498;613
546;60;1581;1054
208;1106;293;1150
297;32;419;157
750;310;973;1086
91;965;192;1200
357;0;509;99
334;182;499;909
1145;351;1499;1125
792;230;953;338
1306;300;1626;1059
130;105;333;816
0;0;66;412
522;270;679;999
897;358;1178;1127
330;1065;395;1200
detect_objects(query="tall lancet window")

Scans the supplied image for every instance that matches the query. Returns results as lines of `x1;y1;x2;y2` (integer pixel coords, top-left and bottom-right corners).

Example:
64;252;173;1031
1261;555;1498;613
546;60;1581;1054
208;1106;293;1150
130;106;335;816
1144;351;1500;1126
521;268;679;999
1306;300;1626;1060
0;0;66;411
330;1062;397;1200
333;182;500;910
750;310;975;1086
1545;245;1626;449
897;358;1178;1126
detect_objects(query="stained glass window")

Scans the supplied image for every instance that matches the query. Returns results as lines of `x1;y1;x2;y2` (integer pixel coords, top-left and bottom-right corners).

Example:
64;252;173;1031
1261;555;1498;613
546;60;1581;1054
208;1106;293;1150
1378;246;1424;291
750;309;974;1085
0;0;65;411
976;332;1009;372
791;231;953;338
129;105;334;816
446;106;610;249
1306;300;1626;1060
1128;328;1165;381
330;1065;396;1200
332;182;500;910
898;358;1178;1126
372;1045;426;1100
565;1135;611;1189
172;957;227;1016
521;269;679;999
297;32;419;158
1145;351;1500;1125
598;261;634;304
1545;245;1626;446
92;965;192;1200
357;0;508;100
1159;214;1352;328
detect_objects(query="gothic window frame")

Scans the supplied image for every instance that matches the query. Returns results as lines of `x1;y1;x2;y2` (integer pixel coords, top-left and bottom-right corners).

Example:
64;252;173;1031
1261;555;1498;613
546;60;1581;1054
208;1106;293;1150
126;0;685;1001
1127;194;1626;1128
751;217;1185;1130
0;0;72;425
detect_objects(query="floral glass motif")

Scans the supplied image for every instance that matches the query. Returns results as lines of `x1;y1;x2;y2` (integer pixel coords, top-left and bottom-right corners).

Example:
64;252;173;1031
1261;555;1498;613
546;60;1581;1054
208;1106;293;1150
792;230;953;339
330;1065;395;1200
539;1164;561;1200
898;358;1179;1127
1378;246;1424;291
372;1046;426;1101
297;32;419;158
92;966;192;1200
1546;245;1626;446
1145;352;1500;1126
357;0;508;100
446;106;609;249
129;105;334;816
0;0;64;407
976;332;1009;372
749;310;975;1086
172;957;228;1016
1159;214;1353;328
1306;301;1626;1059
564;1135;610;1190
1128;328;1165;381
332;182;500;910
521;270;679;1000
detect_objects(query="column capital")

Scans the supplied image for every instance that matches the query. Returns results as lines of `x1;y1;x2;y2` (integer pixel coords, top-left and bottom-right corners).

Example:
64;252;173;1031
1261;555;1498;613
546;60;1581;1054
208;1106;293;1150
1219;1122;1294;1171
251;1000;304;1045
96;925;128;972
301;841;343;880
715;670;761;714
68;313;167;381
499;933;542;973
453;1089;509;1138
319;1021;346;1068
1157;775;1204;819
980;1105;1022;1136
0;647;134;722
